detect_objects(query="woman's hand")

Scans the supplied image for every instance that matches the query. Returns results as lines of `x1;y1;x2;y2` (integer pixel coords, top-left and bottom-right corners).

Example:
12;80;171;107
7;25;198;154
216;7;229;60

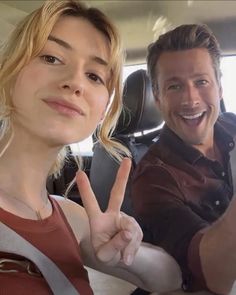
76;158;143;266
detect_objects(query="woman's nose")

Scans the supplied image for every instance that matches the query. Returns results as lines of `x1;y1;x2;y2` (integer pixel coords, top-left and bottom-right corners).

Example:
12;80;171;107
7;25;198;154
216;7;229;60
59;68;84;96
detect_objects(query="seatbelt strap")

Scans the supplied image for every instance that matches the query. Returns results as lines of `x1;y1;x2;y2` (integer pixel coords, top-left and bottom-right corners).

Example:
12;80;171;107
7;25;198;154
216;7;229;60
229;143;236;295
0;221;79;295
230;145;236;192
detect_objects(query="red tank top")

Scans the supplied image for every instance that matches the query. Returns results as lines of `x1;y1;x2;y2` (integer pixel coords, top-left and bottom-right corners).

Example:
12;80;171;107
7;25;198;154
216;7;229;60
0;196;93;295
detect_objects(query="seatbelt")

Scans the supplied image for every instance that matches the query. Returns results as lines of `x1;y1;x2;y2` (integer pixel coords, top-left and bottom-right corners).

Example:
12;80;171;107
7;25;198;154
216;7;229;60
0;221;79;295
228;145;236;295
230;145;236;192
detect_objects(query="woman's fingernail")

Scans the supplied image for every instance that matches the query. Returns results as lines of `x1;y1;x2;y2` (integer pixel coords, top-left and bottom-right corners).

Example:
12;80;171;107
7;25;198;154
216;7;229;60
124;231;132;240
125;255;133;265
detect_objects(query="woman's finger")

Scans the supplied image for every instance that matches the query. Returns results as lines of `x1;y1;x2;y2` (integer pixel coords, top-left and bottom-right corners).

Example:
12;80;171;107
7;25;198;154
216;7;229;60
119;214;143;265
107;158;131;212
76;170;101;218
95;229;132;263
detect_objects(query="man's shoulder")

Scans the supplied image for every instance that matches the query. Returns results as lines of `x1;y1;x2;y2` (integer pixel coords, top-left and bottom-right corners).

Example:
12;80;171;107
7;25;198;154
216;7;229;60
136;141;161;167
133;138;174;183
218;112;236;136
136;127;179;168
218;111;236;126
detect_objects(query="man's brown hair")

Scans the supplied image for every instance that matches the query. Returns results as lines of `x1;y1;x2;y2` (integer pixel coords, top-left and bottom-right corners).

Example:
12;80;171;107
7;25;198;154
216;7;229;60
147;24;221;93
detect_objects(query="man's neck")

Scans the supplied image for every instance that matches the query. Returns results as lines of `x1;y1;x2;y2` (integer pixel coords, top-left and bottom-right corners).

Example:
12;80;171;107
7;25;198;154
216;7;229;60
192;141;223;164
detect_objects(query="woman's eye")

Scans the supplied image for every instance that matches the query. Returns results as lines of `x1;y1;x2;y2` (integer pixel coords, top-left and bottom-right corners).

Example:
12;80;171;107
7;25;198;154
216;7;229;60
87;73;104;85
40;55;61;65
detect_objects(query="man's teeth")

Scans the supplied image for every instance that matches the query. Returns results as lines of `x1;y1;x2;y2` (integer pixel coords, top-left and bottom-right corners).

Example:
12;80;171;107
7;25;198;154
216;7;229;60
182;112;203;120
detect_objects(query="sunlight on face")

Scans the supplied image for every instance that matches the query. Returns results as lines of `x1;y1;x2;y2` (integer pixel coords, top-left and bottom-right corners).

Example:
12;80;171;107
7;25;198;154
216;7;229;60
156;48;221;148
11;16;110;148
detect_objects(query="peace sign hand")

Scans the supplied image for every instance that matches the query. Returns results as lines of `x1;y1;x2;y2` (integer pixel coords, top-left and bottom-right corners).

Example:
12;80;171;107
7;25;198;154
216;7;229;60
76;158;143;266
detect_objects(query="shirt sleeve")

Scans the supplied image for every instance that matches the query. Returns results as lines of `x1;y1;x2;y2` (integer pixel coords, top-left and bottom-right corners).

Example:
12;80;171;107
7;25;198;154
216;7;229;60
187;230;208;290
131;164;208;291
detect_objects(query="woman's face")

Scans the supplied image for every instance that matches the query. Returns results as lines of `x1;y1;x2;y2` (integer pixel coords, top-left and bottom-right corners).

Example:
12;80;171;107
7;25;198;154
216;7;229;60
11;16;110;146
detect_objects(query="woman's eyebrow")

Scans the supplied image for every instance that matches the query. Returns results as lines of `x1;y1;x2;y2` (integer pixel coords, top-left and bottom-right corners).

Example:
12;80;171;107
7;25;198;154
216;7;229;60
48;35;72;50
92;56;108;67
48;34;108;67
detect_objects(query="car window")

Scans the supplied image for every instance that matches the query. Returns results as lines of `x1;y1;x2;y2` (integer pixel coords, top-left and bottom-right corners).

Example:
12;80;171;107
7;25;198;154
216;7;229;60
221;55;236;114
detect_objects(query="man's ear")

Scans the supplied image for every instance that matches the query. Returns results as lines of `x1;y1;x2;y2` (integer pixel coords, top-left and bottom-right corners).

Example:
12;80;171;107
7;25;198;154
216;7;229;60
155;98;161;111
153;88;161;110
219;84;223;101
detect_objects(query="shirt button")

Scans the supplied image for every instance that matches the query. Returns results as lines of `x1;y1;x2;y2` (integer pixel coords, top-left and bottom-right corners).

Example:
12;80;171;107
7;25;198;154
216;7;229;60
215;200;220;206
221;171;225;177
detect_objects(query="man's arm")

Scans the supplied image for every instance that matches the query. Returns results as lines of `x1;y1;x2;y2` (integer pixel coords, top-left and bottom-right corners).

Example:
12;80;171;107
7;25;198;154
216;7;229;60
131;165;210;291
199;197;236;294
132;155;236;294
133;172;236;294
133;178;236;295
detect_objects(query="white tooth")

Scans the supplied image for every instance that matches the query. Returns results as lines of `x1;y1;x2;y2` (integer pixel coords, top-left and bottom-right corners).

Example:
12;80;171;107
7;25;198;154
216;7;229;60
182;112;203;120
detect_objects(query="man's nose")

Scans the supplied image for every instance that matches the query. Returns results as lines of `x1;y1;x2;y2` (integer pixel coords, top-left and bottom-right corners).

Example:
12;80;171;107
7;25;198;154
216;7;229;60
181;84;200;107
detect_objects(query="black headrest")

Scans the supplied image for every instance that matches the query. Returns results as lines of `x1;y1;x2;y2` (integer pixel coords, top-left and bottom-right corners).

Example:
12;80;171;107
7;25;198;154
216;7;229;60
115;69;163;135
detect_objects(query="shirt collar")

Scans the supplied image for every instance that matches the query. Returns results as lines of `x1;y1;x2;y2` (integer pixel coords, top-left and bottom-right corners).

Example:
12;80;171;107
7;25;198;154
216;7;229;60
159;117;234;165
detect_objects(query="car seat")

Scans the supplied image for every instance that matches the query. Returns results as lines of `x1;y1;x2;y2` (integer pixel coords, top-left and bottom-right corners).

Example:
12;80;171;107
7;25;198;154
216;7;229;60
89;69;163;215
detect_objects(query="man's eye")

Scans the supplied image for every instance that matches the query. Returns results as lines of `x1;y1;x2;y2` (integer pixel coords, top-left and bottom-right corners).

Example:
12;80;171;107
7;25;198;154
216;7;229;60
40;55;61;64
87;73;104;85
167;84;181;90
196;79;208;86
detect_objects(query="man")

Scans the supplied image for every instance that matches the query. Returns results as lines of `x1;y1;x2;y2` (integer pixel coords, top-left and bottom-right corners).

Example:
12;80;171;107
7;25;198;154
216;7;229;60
131;24;236;294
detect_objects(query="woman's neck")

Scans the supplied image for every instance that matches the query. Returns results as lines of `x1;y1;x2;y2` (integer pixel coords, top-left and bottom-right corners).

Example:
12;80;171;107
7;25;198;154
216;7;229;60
0;134;60;206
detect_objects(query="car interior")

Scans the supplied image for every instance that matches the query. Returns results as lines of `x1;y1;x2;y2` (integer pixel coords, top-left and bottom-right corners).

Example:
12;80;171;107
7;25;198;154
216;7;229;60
1;1;236;294
90;69;163;215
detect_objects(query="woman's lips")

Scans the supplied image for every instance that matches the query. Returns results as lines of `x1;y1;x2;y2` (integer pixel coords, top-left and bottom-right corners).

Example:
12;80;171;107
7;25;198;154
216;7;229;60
43;99;85;117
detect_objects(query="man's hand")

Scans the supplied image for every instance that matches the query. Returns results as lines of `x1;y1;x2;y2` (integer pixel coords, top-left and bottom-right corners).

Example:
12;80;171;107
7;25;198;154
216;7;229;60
76;158;143;266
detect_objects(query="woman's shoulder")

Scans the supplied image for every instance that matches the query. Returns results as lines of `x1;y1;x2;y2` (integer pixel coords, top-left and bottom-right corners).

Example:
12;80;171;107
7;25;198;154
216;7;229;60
50;195;89;241
50;194;84;212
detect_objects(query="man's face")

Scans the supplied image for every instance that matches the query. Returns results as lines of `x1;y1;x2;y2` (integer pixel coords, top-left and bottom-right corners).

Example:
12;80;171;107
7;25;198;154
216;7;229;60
155;48;222;149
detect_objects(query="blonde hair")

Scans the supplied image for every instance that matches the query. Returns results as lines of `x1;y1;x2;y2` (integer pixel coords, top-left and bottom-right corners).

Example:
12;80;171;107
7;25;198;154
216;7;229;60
0;0;130;177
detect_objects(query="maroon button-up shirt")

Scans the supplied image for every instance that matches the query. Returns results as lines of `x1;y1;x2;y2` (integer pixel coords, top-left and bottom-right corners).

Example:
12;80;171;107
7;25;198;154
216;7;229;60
131;112;236;291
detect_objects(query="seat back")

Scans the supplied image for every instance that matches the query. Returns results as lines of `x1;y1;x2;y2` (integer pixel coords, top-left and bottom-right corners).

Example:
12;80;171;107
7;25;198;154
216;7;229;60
89;69;163;215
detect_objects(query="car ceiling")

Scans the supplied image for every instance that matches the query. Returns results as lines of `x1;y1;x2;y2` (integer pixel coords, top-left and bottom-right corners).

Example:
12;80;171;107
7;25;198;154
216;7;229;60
1;0;236;64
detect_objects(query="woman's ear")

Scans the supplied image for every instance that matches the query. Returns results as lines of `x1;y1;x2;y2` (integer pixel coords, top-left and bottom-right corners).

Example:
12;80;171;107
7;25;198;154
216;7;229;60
99;109;107;122
99;98;111;122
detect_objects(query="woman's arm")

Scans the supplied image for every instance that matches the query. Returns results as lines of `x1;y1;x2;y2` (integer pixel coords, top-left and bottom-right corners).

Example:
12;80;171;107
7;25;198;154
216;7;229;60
75;158;182;292
54;193;181;292
81;237;181;292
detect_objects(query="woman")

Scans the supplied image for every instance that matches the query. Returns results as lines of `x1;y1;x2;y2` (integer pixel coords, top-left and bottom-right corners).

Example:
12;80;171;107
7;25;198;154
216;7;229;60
0;0;181;294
